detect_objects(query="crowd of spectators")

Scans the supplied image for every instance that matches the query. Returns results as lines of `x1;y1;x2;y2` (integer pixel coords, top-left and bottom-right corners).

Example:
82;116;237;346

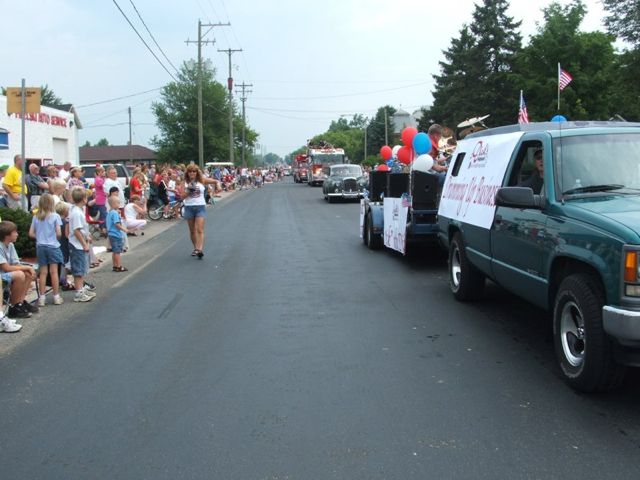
0;156;286;333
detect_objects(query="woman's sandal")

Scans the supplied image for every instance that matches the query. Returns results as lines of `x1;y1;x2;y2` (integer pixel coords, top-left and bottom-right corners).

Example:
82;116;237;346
113;266;128;272
90;262;100;268
191;249;198;257
196;250;204;259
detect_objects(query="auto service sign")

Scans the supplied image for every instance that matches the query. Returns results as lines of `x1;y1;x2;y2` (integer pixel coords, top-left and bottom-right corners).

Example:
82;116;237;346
383;197;408;255
438;131;523;229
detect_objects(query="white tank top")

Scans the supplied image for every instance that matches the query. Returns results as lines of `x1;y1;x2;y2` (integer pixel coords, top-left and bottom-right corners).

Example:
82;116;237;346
182;182;206;206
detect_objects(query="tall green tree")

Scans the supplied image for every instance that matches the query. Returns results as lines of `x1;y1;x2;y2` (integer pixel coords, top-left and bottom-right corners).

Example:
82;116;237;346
96;138;110;146
151;61;257;165
429;0;522;128
518;1;617;120
602;0;640;46
602;0;640;120
366;105;396;154
428;26;478;128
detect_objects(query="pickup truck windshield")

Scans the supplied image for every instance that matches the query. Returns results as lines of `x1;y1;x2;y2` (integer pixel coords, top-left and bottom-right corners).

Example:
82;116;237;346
554;133;640;196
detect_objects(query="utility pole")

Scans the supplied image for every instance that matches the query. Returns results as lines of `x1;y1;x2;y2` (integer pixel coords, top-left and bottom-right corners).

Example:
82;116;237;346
384;107;389;145
128;106;132;164
236;82;253;167
218;48;242;164
186;20;230;167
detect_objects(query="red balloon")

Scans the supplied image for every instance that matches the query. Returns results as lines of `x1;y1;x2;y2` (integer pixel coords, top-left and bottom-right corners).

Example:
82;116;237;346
380;145;393;160
401;127;418;147
397;146;413;165
377;164;390;172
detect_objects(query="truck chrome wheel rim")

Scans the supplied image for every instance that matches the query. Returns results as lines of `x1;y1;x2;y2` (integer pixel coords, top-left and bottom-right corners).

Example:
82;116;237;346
451;246;461;288
560;301;585;367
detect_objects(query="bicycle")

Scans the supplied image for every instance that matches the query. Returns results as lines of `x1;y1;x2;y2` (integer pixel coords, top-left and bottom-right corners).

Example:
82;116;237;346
148;199;184;220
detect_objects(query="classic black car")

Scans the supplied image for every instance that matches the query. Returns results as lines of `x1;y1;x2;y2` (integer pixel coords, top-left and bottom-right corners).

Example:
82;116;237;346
322;164;367;203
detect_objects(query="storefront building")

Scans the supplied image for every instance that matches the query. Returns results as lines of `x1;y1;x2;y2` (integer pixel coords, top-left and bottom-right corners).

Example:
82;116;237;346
0;95;82;166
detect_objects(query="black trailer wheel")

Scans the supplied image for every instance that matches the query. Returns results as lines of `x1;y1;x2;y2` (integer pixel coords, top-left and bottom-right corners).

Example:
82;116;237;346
366;212;382;250
553;274;626;392
448;232;484;301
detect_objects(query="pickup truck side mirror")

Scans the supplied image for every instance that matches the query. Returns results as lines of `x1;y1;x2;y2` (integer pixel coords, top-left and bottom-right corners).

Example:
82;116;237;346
495;187;542;209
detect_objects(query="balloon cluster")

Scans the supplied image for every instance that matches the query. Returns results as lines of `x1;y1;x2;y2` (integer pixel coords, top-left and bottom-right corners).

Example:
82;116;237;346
377;126;436;172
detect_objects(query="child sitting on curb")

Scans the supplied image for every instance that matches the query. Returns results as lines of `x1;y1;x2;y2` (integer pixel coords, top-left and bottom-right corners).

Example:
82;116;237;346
124;194;147;236
106;196;129;272
0;278;22;332
0;221;39;318
29;193;64;306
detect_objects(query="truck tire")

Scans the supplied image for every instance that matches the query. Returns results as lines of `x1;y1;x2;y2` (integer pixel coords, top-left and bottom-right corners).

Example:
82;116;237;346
366;212;382;250
553;274;626;392
449;232;485;301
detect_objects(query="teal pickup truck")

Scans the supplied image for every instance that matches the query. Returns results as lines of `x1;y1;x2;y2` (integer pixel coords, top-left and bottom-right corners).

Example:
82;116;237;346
437;121;640;392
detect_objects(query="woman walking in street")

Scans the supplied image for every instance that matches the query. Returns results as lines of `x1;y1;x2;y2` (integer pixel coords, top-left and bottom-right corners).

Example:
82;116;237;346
183;164;217;258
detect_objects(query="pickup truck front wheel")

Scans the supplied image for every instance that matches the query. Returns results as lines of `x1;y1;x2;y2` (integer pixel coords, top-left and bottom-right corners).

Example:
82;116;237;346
553;274;626;392
449;233;484;301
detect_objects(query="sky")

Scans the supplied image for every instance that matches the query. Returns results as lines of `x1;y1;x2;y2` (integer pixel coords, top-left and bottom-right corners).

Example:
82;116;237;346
0;0;611;158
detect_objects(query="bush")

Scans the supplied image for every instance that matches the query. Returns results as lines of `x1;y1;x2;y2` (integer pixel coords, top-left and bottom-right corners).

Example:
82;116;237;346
0;207;36;258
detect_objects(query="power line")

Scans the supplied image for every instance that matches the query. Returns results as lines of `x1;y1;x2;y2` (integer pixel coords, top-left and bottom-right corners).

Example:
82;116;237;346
111;0;177;81
250;81;432;101
76;87;163;108
127;0;179;73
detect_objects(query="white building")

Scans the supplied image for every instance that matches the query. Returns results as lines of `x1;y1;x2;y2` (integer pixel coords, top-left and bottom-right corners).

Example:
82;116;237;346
0;95;82;166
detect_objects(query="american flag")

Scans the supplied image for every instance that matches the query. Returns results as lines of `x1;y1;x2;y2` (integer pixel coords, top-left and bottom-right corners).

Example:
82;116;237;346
518;90;529;124
559;66;573;91
401;194;412;208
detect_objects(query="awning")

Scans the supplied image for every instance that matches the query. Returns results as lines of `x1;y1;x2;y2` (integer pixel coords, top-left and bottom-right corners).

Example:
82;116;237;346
0;128;8;150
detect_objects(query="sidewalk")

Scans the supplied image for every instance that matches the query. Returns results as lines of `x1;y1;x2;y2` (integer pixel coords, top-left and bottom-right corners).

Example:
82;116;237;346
0;188;239;356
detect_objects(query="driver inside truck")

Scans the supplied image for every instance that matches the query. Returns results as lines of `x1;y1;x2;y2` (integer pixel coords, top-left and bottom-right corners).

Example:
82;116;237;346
518;148;544;194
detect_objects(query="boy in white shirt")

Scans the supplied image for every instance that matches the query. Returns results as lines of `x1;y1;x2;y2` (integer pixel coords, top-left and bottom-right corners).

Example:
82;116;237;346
68;188;96;302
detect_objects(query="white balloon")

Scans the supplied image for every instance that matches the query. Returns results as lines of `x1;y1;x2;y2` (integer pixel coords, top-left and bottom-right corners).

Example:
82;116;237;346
391;145;402;158
411;154;434;173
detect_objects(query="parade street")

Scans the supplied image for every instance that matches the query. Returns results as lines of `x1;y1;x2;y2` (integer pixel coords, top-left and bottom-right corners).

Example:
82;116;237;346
1;180;640;480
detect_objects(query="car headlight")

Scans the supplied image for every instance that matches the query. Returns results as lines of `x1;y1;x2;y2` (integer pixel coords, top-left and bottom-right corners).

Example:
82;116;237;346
624;250;640;297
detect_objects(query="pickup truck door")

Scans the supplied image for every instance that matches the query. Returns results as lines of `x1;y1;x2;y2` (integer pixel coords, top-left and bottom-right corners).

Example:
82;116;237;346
490;137;549;308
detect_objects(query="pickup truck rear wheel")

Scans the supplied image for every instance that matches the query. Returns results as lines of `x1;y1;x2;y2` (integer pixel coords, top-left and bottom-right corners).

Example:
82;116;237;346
449;233;484;301
553;274;626;392
366;212;382;250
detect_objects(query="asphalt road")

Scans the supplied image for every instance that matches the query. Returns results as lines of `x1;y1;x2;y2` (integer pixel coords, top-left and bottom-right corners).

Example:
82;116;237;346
1;180;640;480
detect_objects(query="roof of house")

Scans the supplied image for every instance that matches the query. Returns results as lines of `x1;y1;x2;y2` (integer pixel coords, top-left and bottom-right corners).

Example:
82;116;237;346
79;145;157;163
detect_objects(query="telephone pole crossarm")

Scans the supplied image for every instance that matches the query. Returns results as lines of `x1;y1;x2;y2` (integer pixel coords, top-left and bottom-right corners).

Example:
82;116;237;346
218;48;243;165
185;20;231;167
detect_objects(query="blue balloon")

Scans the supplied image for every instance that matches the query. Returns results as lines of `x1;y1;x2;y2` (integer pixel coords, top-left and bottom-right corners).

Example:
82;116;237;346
412;132;431;155
386;159;394;167
551;115;567;122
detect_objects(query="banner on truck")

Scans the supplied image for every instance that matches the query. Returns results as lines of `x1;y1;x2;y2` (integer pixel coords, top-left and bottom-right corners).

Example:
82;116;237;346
438;131;523;230
383;197;408;255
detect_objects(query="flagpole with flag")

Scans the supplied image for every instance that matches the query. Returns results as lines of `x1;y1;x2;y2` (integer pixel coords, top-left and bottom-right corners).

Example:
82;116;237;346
557;63;561;110
558;62;573;110
518;90;529;124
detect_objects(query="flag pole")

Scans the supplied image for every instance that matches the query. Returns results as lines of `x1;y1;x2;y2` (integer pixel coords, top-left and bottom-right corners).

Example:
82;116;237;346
557;62;561;111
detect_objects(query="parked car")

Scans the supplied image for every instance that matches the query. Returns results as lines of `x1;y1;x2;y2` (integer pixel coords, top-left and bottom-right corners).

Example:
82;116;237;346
322;164;367;203
437;121;640;392
82;164;130;188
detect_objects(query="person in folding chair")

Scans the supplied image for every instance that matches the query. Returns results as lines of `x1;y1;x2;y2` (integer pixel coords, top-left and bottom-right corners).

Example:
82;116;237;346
0;221;39;319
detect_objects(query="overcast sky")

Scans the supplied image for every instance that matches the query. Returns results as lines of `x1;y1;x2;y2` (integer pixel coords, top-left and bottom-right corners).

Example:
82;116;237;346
1;0;610;158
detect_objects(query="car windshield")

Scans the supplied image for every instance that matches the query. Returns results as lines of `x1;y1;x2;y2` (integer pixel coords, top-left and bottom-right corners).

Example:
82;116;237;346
331;166;362;176
554;133;640;197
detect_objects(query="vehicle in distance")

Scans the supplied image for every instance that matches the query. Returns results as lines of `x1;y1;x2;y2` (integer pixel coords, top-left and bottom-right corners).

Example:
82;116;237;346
438;121;640;392
322;164;367;202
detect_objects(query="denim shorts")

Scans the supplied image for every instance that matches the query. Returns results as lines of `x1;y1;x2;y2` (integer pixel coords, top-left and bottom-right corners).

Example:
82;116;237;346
110;236;124;254
37;245;64;266
1;271;13;285
183;205;206;220
69;247;89;277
